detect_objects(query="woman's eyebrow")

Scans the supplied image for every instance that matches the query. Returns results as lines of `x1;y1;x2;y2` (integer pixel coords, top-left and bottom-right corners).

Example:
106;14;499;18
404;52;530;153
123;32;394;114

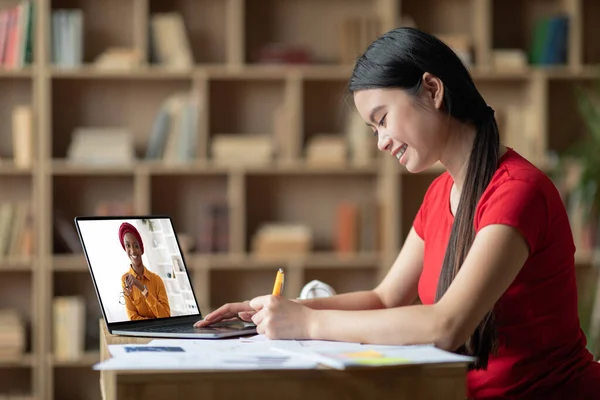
369;105;385;124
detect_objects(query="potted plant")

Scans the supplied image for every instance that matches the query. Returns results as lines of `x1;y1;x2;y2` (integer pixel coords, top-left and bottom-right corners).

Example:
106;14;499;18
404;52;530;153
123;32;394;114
555;74;600;360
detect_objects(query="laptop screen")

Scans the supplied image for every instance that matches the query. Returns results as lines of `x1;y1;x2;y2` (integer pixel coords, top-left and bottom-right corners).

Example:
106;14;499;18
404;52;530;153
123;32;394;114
75;216;200;324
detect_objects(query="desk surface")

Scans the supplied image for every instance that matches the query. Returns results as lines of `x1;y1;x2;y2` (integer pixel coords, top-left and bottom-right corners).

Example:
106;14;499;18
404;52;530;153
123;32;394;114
98;320;468;400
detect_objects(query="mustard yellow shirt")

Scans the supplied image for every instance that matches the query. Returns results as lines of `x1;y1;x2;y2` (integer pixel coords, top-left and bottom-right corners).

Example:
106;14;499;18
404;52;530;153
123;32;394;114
121;265;171;320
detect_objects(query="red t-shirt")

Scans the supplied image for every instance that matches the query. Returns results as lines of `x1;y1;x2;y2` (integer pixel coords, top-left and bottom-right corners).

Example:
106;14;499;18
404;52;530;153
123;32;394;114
413;147;600;399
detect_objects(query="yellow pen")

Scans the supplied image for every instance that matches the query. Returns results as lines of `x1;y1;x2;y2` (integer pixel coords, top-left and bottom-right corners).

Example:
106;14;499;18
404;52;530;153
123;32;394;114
272;268;285;296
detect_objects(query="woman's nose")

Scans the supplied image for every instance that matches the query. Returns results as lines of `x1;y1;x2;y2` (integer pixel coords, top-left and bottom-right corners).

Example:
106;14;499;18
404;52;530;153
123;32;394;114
377;134;392;152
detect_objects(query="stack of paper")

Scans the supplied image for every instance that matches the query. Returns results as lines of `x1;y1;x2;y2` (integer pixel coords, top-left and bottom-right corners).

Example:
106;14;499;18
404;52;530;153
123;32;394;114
269;340;475;369
93;339;318;371
94;335;475;371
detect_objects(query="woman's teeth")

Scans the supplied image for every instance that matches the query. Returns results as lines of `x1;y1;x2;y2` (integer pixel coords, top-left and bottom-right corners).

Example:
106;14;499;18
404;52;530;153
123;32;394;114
396;144;408;160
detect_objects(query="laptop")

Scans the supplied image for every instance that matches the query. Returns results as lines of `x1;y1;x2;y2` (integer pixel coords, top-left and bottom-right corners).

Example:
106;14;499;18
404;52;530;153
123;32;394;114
74;215;257;339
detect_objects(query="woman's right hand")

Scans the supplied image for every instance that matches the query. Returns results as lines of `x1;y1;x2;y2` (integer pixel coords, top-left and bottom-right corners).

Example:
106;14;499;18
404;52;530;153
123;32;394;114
193;301;255;327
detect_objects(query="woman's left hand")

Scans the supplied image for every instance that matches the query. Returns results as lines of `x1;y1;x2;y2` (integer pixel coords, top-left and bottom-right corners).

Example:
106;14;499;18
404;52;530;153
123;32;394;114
125;274;144;292
248;295;314;340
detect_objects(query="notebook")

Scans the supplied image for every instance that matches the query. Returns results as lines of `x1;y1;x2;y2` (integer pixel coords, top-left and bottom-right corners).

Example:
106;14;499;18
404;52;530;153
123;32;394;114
74;215;256;339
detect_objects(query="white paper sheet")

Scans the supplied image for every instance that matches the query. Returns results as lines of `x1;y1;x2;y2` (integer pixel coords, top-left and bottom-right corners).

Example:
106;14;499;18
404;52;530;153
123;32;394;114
270;341;475;370
95;340;319;371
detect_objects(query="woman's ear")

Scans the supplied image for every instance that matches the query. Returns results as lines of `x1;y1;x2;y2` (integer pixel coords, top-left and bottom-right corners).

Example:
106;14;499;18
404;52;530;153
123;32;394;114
420;72;444;111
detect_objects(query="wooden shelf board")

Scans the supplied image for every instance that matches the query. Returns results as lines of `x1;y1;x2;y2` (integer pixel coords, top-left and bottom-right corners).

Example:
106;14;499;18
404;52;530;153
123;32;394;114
51;160;136;176
242;160;380;175
0;257;35;271
29;64;600;82
50;65;194;80
0;67;34;78
51;159;380;176
51;350;100;367
0;353;35;368
0;163;34;175
195;252;381;269
575;250;600;266
53;254;87;271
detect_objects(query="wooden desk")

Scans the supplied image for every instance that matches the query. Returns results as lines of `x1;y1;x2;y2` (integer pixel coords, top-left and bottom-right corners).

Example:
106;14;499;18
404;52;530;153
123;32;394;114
98;320;468;400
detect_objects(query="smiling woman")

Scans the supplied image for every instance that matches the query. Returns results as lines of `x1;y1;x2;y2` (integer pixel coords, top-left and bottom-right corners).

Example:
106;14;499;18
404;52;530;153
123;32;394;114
119;222;171;320
194;27;600;399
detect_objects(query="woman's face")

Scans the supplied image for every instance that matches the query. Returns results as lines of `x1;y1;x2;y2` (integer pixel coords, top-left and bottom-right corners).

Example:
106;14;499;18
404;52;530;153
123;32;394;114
124;232;142;267
352;74;448;173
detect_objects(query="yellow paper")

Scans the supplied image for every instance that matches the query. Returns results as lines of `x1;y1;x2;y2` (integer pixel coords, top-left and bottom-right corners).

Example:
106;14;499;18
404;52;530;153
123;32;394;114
354;357;410;366
342;350;384;358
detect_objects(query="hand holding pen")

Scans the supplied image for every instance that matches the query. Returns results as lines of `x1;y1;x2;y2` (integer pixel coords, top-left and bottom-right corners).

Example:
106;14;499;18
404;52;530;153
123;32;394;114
248;268;315;340
193;268;285;328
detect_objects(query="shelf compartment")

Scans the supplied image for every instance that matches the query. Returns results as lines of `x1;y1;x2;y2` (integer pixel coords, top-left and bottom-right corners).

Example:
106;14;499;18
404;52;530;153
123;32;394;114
303;266;378;294
302;78;357;162
0;369;32;399
582;0;600;65
546;78;593;154
53;367;100;400
51;0;135;66
0;352;34;368
399;171;442;241
474;78;545;161
209;267;283;310
402;0;472;35
0;271;33;355
0;78;32;163
245;0;374;65
148;0;228;64
245;173;379;253
209;78;286;135
51;78;194;160
53;271;102;355
0;175;35;261
491;0;568;65
150;173;229;254
52;175;135;254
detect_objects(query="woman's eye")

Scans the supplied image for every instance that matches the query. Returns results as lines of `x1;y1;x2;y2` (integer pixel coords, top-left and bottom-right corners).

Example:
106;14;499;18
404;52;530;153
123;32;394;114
378;114;387;127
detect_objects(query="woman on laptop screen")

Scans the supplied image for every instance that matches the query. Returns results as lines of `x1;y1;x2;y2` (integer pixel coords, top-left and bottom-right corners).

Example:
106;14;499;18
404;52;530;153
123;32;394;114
119;222;171;320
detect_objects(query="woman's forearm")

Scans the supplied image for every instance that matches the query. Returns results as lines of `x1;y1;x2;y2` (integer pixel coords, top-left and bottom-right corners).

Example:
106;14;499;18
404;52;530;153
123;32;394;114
308;304;453;350
295;290;386;311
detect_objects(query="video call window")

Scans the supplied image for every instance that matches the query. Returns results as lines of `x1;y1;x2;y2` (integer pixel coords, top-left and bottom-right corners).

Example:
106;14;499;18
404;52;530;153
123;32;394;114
76;217;199;323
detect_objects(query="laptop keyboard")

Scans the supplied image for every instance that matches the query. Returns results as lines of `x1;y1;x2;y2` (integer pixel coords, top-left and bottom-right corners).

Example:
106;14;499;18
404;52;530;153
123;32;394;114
131;321;254;333
137;324;202;333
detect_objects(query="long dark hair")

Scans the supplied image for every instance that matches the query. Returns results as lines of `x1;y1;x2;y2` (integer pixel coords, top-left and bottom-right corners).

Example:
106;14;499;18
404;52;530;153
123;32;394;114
348;27;500;370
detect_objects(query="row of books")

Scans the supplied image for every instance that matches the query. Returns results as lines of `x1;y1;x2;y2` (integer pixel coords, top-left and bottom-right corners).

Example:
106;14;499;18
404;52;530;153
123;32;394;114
530;14;568;65
143;93;372;166
248;200;381;258
0;0;33;70
54;201;134;254
53;296;86;361
52;9;83;68
0;309;25;362
0;202;34;259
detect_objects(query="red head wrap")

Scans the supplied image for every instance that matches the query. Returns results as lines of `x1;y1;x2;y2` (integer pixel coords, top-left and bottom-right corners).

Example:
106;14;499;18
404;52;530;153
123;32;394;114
118;222;144;254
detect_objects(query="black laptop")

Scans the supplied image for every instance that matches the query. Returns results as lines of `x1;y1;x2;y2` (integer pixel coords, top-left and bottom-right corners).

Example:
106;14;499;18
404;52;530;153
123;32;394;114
74;215;256;339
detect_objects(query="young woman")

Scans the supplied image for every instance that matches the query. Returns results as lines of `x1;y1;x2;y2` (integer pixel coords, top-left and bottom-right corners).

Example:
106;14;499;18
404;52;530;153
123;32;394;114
119;222;171;320
195;27;600;398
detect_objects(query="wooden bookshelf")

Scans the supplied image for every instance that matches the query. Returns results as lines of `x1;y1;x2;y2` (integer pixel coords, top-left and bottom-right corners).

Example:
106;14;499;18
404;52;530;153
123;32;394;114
0;0;596;399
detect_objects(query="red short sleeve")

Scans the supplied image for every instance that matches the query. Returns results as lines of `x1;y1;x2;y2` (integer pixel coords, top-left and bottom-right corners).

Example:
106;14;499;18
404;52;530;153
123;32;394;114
476;179;548;254
413;203;425;239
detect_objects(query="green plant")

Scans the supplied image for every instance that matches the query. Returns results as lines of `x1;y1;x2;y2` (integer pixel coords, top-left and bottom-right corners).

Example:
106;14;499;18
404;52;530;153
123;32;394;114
141;218;157;232
558;74;600;360
562;78;600;219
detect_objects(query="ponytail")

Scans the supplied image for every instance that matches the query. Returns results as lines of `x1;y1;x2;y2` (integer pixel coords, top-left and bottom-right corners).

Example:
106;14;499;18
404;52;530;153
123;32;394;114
434;106;500;370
